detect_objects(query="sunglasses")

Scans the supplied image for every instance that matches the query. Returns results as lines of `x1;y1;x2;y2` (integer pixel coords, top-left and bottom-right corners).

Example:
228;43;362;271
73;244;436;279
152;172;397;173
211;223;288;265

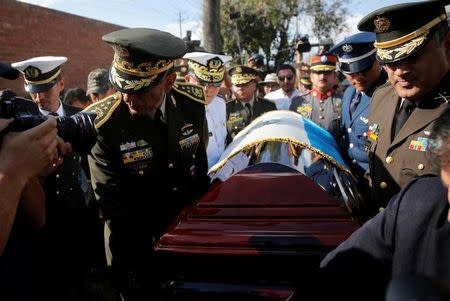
278;74;294;81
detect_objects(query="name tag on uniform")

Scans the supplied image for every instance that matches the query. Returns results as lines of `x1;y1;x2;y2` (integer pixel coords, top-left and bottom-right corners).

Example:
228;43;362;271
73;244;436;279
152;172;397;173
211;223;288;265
409;137;429;152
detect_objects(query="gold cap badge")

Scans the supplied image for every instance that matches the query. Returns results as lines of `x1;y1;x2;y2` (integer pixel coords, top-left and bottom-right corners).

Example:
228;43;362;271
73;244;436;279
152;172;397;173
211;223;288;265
374;16;391;33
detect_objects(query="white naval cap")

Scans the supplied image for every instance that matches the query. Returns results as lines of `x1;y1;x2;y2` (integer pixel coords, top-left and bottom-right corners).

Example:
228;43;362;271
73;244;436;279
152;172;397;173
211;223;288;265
183;52;232;66
12;56;67;93
183;52;232;85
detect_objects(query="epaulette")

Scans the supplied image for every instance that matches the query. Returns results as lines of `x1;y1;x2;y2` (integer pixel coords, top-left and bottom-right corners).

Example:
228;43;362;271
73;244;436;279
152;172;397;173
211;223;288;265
82;92;122;129
225;95;236;104
172;82;207;105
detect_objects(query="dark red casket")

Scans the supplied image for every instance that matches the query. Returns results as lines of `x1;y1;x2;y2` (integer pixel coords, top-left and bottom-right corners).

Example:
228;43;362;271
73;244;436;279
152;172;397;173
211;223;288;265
154;111;362;300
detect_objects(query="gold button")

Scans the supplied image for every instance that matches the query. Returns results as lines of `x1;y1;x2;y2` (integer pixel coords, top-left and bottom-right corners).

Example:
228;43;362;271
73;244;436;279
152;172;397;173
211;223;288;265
347;128;352;133
168;163;174;168
380;181;387;189
319;107;324;112
385;156;393;164
417;164;424;170
319;115;324;119
172;187;178;192
138;170;144;176
349;143;354;148
192;154;195;159
56;174;60;179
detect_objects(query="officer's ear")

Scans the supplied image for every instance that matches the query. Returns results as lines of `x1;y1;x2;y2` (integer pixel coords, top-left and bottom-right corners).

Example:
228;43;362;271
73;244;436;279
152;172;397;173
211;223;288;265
163;72;177;93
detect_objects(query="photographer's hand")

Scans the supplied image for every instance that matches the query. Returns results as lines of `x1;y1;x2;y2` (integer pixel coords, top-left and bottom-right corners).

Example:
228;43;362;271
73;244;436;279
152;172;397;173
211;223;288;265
39;136;72;177
0;117;59;254
0;117;59;179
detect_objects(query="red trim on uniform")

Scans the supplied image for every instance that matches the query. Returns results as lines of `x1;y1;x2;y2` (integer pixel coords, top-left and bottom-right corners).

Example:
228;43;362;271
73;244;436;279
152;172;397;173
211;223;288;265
311;89;334;100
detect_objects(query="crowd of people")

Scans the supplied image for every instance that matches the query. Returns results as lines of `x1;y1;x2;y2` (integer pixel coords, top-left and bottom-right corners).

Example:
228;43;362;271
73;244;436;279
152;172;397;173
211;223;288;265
0;0;449;300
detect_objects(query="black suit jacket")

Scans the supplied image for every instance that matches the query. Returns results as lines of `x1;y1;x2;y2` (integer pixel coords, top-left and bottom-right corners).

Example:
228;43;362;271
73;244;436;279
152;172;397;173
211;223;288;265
225;97;276;144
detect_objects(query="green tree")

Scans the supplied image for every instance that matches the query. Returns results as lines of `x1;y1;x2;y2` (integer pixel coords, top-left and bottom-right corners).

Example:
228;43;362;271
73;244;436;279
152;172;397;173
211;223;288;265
299;0;350;41
220;0;350;68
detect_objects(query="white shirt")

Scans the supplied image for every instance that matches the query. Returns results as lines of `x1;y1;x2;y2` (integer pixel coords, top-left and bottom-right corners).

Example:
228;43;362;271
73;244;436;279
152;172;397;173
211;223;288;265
264;88;301;110
205;95;227;170
39;100;66;116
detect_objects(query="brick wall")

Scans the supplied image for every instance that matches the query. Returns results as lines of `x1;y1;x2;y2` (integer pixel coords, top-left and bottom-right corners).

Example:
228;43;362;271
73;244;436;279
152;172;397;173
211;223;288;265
0;0;125;97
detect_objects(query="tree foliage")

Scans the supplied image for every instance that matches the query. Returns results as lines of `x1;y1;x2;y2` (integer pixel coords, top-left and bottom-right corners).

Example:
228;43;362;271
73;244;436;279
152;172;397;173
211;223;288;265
299;0;350;41
220;0;350;69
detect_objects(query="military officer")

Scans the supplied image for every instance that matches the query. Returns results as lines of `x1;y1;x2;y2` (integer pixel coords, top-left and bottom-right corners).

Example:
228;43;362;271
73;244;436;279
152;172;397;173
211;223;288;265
12;56;100;299
173;63;189;83
320;105;450;301
85;28;210;300
183;51;231;169
289;54;343;135
359;0;450;210
330;32;387;179
226;66;276;144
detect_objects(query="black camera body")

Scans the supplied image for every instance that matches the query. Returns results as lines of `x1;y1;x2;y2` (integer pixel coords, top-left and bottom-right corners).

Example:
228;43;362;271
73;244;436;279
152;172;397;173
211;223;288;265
0;93;97;154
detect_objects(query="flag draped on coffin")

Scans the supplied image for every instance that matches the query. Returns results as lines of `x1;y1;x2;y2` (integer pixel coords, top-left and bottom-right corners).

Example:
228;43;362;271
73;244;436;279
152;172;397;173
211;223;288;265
209;110;350;180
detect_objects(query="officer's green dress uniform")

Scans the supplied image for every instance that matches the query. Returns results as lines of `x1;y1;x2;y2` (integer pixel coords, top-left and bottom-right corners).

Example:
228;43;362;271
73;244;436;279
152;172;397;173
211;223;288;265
359;0;450;209
226;66;276;143
85;28;210;299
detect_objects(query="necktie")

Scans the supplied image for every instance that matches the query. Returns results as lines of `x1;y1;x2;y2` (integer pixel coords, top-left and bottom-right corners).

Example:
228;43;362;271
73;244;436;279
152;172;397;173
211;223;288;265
393;99;415;138
349;92;361;118
245;103;252;122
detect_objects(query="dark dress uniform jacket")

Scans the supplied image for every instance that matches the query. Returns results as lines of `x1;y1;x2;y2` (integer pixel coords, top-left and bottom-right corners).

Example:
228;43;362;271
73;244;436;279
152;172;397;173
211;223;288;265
340;72;387;176
320;176;450;296
367;72;450;208
87;87;210;272
37;104;101;298
226;97;276;144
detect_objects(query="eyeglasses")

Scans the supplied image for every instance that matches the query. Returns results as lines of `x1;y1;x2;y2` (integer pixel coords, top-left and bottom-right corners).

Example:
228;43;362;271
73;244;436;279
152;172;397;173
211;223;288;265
278;74;294;81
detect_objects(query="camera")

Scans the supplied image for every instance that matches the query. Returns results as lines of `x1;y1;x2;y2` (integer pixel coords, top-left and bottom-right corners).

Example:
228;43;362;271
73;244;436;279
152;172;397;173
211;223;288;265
0;91;97;154
296;35;312;53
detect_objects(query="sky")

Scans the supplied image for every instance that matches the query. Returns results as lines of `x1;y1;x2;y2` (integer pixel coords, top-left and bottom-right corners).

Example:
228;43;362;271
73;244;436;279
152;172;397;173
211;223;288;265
18;0;428;43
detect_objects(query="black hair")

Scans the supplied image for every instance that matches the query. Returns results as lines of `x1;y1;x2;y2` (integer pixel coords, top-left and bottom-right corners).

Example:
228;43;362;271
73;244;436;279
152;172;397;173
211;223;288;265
276;64;296;75
63;87;89;106
429;106;450;166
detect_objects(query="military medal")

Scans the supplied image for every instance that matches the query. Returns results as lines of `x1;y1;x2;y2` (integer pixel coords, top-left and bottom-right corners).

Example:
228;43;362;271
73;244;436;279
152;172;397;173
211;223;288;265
408;137;429;152
367;123;379;141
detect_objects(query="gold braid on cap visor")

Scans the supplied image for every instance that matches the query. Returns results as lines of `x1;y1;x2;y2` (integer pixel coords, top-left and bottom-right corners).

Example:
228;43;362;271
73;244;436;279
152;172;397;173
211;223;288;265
310;65;336;72
188;61;224;83
374;14;447;49
231;73;257;85
24;69;61;85
113;54;174;77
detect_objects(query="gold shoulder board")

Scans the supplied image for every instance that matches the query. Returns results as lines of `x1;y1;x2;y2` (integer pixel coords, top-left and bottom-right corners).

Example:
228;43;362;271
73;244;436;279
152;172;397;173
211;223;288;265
172;82;207;105
82;92;122;129
225;95;236;104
